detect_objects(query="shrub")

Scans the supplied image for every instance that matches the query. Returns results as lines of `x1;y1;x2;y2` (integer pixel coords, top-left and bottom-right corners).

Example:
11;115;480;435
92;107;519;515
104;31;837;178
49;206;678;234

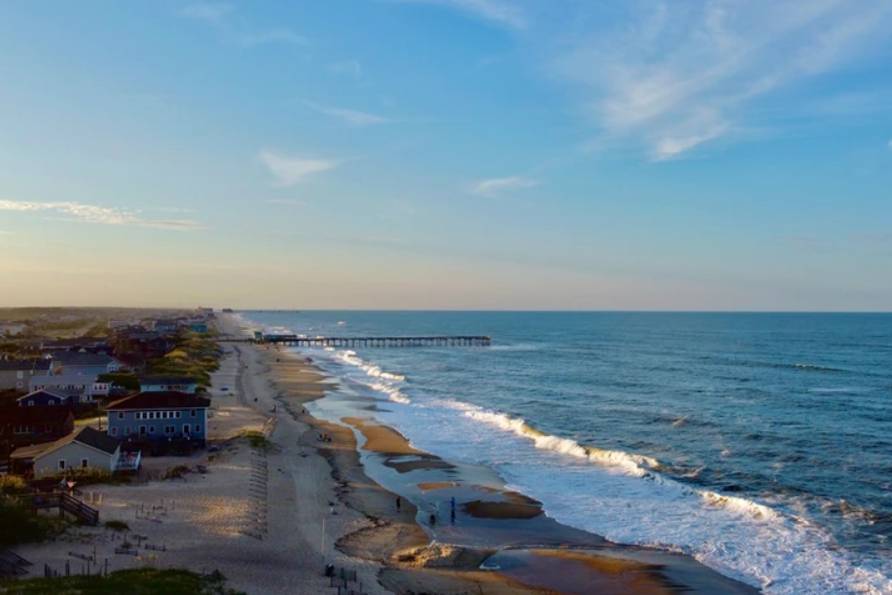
0;474;28;495
0;500;64;547
104;519;129;531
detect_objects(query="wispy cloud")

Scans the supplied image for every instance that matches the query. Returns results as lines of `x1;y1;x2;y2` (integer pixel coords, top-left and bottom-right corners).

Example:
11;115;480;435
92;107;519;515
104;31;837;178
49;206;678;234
238;29;308;47
305;101;389;126
329;60;362;79
0;199;202;231
258;150;338;186
180;2;233;23
397;0;526;30
551;1;892;159
180;3;306;47
471;176;538;197
265;198;307;207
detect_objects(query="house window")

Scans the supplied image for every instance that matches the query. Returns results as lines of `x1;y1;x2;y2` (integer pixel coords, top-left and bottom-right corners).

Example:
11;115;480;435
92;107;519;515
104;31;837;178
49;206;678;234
124;427;131;436
118;412;124;419
175;411;181;419
183;424;190;435
165;425;174;434
28;400;34;406
193;424;201;434
149;426;155;434
81;459;88;469
190;409;196;417
110;427;118;436
139;425;146;436
58;460;66;470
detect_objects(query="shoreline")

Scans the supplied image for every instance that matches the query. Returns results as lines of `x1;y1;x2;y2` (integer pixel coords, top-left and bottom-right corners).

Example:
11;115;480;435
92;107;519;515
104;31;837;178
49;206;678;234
237;313;760;594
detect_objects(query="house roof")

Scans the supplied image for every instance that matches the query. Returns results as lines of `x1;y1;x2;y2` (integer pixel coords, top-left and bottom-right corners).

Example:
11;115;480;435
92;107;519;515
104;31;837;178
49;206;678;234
75;426;121;454
106;391;210;411
11;426;120;460
0;405;74;425
138;375;198;385
16;389;70;403
0;358;52;372
50;352;118;367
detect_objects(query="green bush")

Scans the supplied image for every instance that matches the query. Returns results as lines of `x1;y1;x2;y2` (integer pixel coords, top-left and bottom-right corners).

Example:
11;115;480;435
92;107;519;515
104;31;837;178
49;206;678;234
0;475;28;495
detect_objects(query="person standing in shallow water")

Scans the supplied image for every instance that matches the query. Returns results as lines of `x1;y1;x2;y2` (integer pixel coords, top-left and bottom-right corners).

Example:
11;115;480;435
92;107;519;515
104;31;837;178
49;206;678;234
396;496;401;512
450;497;456;524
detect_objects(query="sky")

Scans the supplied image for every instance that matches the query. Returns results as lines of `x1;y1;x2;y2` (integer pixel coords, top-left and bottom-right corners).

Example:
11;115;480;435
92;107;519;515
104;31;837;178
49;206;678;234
1;0;891;310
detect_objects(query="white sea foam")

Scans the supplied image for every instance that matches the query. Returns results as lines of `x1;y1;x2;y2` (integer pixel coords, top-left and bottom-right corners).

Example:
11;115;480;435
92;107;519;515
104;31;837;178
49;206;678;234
376;397;892;594
326;349;411;403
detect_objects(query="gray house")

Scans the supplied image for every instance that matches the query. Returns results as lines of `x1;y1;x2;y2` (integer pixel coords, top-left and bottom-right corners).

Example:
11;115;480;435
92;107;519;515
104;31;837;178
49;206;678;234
49;352;122;377
138;376;199;394
0;359;54;391
105;391;211;445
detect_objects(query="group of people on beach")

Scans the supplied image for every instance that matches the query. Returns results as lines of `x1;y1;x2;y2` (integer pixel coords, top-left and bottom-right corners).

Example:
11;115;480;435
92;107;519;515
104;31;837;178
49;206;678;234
317;433;333;443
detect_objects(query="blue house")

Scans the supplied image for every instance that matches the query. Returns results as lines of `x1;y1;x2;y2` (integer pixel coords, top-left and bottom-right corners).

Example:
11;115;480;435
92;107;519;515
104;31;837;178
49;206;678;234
16;389;73;408
105;391;211;446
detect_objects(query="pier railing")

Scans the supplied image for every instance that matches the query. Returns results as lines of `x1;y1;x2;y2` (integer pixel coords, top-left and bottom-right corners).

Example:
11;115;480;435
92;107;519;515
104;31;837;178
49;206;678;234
227;335;491;347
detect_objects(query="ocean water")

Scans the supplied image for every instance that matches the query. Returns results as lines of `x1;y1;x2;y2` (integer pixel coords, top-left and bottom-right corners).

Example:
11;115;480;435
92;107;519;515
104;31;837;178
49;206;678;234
239;311;892;594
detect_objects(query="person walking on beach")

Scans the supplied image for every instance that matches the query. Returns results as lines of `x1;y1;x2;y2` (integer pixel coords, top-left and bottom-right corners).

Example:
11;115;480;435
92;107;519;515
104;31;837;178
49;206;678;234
396;496;401;512
450;497;456;524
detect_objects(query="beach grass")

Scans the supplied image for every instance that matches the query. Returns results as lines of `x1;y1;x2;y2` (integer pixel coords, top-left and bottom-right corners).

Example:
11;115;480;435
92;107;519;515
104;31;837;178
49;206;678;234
0;568;243;595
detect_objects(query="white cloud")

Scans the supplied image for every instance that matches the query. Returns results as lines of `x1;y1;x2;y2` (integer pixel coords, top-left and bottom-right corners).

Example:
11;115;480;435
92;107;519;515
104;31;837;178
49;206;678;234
258;151;338;186
398;0;526;30
180;2;233;23
305;102;389;126
0;199;202;231
471;176;538;197
238;29;308;47
551;1;892;159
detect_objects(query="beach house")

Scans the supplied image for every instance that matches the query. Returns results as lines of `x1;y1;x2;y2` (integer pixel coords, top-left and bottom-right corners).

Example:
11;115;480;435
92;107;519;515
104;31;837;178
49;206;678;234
138;375;199;394
49;352;122;377
28;373;96;404
105;391;211;445
10;426;125;477
0;405;75;452
16;389;73;408
0;358;54;391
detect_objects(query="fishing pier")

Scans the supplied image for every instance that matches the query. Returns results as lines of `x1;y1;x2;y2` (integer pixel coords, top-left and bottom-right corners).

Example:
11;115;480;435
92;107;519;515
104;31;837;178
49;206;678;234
221;334;491;347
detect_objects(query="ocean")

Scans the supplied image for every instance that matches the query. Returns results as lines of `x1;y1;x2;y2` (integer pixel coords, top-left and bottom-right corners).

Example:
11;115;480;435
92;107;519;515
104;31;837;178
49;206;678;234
238;310;892;594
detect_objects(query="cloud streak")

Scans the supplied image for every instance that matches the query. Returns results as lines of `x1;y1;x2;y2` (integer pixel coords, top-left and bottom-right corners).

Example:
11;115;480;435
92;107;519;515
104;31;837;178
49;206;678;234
0;199;202;230
397;0;526;30
181;2;306;47
259;150;338;186
471;176;538;197
306;101;389;126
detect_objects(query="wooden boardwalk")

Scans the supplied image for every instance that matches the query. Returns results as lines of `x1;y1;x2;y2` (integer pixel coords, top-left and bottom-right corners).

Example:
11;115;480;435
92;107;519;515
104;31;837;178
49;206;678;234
221;335;491;347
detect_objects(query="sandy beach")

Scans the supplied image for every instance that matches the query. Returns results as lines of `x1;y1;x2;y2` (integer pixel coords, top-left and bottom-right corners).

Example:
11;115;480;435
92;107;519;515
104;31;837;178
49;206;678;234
11;313;760;594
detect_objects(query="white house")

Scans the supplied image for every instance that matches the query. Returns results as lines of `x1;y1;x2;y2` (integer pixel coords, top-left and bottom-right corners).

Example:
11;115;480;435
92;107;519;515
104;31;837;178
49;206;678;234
29;373;101;404
11;427;123;477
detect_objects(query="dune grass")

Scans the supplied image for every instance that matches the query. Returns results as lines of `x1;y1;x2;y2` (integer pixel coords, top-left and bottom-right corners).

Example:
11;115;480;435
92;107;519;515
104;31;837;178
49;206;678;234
0;568;242;594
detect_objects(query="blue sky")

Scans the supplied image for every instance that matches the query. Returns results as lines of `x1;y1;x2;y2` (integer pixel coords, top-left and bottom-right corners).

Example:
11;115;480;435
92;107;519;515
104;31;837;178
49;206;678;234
1;1;891;310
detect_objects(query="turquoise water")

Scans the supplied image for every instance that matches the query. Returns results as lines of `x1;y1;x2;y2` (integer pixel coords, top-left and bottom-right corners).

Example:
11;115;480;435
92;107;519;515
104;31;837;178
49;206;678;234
240;311;892;593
